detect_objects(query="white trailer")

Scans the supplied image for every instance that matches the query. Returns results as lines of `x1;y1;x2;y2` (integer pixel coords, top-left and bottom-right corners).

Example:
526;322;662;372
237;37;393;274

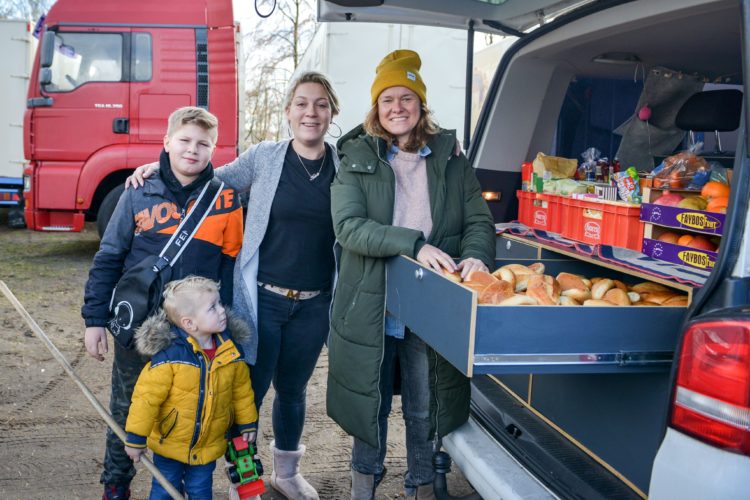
0;19;35;227
293;22;468;140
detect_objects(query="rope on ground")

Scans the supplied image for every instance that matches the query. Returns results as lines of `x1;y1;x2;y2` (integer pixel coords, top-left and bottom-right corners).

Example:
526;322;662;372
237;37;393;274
0;280;185;500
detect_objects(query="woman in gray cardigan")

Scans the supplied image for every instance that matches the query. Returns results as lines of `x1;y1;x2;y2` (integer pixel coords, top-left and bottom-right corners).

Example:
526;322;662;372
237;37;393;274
128;71;340;500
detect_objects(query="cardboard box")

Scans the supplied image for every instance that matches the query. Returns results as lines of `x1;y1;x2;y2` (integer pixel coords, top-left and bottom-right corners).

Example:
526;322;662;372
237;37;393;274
642;238;717;271
640;203;726;236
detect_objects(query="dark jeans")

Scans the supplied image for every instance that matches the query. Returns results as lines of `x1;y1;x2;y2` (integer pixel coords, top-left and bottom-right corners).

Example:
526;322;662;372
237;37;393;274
150;453;215;500
250;286;331;451
351;330;434;495
102;342;150;486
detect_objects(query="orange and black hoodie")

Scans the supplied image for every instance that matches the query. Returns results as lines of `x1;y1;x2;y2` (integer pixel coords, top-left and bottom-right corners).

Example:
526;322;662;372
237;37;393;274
82;151;244;327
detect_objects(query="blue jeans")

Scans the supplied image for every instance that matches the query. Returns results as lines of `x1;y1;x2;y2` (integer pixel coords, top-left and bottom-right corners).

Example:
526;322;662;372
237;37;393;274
251;286;331;451
351;330;435;495
150;454;215;500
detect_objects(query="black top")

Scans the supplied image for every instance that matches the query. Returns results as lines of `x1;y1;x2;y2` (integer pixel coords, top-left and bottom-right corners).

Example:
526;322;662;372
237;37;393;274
258;143;336;291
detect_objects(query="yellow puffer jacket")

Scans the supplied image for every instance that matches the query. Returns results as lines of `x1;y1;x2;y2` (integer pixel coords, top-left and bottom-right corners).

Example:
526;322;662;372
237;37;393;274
125;311;257;465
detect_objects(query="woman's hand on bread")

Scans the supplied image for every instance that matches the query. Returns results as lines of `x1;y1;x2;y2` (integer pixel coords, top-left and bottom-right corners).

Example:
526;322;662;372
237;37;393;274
457;257;487;279
417;244;457;273
124;162;159;189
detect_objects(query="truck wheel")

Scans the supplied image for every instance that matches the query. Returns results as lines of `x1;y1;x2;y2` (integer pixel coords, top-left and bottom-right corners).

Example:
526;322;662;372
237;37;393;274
97;185;124;238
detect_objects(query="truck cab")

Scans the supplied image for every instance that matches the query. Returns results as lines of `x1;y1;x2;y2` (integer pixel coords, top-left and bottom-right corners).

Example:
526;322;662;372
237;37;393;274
24;0;241;234
319;0;750;498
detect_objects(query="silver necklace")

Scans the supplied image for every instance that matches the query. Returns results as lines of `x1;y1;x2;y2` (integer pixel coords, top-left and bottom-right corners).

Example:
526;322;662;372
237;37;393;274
294;145;326;181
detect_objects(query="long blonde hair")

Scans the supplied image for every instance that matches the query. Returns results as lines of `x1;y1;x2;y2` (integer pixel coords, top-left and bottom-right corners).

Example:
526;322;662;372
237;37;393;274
363;101;439;152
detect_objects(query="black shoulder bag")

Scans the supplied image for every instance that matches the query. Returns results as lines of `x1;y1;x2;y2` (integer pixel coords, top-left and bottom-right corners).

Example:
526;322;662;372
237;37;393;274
106;179;224;349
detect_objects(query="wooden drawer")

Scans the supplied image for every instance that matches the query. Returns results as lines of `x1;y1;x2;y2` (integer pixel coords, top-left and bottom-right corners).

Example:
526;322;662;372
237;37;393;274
385;254;688;377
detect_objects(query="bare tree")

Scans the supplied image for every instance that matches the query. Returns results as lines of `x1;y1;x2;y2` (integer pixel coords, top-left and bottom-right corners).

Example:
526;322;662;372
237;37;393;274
242;0;317;145
0;0;53;22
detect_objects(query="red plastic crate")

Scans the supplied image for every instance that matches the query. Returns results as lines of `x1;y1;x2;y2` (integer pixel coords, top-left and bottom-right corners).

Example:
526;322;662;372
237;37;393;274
516;191;565;234
562;197;643;250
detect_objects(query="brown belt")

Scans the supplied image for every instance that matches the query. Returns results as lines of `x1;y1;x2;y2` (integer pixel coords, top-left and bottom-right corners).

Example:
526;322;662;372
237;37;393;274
258;281;323;300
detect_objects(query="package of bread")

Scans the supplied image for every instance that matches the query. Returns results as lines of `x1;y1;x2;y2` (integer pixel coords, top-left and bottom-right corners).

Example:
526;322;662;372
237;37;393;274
526;274;561;305
478;280;515;304
532;152;577;179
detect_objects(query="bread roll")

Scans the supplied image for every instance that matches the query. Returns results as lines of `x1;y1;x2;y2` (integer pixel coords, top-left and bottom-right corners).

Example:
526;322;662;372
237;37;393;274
631;282;671;294
465;270;497;286
591;279;615;300
478;280;515;304
528;262;545;274
461;281;487;294
556;272;589;291
491;267;516;289
613;280;628;292
583;299;614;307
581;278;592;288
526;274;561;305
604;288;631;306
561;288;591;302
640;291;679;305
498;294;538;306
558;295;580;306
442;268;462;283
627;292;641;303
662;295;689;307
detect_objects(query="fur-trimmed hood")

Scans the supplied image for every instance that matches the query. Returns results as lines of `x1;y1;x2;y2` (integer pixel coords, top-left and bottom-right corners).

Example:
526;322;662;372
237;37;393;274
134;308;251;357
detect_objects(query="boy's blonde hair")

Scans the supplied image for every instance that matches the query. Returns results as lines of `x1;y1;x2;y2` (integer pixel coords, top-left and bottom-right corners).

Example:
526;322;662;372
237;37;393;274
283;71;341;117
162;276;220;325
166;106;219;143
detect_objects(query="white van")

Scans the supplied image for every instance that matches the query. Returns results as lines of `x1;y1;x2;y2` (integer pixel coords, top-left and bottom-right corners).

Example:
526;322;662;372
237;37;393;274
319;1;750;499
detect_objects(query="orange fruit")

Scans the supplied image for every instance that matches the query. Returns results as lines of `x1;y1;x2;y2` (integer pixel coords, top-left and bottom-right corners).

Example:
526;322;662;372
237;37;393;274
657;232;680;244
706;196;729;213
701;181;730;200
677;234;694;246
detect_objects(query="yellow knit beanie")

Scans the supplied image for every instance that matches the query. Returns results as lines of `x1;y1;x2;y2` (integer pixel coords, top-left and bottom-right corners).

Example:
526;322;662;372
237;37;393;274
370;49;427;105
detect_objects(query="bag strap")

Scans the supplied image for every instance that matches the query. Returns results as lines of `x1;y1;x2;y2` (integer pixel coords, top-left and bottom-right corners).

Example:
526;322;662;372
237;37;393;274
154;178;225;271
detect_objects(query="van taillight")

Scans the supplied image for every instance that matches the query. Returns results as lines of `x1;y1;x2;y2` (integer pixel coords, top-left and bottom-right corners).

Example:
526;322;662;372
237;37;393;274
671;320;750;454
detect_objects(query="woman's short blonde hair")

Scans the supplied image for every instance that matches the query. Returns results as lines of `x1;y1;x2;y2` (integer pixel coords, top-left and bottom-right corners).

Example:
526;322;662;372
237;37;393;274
363;100;439;152
283;71;341;117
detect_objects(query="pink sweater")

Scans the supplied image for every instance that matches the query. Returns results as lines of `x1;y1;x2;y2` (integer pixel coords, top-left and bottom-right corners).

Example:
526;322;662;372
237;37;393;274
391;150;432;240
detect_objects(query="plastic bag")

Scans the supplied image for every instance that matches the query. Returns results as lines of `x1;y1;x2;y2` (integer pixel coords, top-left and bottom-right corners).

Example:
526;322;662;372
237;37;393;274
613;167;641;203
652;142;708;189
578;147;600;181
532;152;578;179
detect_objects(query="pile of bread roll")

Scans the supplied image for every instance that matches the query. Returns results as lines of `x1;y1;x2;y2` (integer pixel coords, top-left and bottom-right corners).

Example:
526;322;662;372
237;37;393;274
443;262;688;306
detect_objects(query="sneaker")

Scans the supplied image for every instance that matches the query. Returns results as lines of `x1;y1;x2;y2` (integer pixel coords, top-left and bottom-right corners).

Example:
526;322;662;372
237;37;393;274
102;484;131;500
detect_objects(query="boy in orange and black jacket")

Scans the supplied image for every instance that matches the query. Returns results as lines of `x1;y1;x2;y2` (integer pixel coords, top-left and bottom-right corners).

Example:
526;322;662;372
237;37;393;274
81;106;244;500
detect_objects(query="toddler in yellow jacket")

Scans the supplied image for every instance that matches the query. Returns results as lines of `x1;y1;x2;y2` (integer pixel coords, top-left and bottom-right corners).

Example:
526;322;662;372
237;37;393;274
124;276;258;499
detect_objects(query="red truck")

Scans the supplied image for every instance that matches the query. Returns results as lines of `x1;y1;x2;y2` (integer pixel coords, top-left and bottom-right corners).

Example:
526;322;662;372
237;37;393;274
23;0;242;235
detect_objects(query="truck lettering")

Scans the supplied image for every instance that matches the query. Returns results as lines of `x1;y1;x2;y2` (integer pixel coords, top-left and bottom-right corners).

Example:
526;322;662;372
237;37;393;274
94;103;124;109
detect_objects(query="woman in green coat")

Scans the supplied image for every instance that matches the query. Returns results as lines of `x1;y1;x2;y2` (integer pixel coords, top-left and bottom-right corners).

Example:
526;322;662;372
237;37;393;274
327;49;495;500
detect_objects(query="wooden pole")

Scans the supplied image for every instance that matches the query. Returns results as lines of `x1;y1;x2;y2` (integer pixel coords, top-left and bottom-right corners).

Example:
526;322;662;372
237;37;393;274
0;281;185;500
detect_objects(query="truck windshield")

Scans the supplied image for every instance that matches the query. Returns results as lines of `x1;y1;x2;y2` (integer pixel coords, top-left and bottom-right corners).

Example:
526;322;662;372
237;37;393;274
46;32;123;92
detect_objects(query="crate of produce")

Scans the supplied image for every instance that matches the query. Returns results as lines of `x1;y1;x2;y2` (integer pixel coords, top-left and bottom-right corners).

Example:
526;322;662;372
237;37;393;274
516;190;565;234
640;203;726;236
562;197;643;250
642;237;717;271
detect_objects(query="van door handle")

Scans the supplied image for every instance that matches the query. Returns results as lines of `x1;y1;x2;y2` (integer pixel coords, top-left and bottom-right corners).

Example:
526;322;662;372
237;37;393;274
113;118;129;134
